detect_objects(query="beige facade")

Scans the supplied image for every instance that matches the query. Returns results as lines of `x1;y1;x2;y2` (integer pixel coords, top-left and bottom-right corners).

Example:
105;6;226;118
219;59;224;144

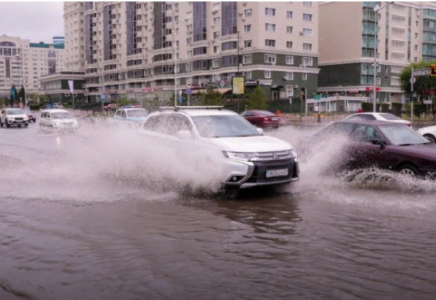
0;35;64;97
64;1;320;102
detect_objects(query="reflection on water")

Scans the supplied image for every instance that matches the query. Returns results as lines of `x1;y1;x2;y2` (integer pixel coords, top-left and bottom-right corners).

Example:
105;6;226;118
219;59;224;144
1;120;436;299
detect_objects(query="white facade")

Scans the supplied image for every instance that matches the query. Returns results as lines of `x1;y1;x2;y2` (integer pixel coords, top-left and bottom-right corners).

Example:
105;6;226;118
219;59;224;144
0;35;65;97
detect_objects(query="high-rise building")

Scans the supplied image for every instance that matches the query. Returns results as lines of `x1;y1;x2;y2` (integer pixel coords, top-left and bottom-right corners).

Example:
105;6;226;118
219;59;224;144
0;34;64;98
63;2;320;103
318;2;436;104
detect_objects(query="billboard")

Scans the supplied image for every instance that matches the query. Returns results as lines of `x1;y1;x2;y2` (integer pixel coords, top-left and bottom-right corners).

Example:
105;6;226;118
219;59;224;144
232;76;245;95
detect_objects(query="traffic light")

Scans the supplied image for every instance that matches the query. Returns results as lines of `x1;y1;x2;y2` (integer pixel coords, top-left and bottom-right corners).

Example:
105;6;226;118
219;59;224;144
301;87;306;102
431;64;436;77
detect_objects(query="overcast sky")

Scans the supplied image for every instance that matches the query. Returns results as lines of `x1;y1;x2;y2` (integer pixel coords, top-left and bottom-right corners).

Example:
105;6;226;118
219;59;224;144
0;2;63;44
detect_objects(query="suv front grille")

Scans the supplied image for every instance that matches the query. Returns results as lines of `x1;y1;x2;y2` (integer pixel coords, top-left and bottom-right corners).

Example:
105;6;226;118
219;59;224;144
252;151;293;162
246;158;299;183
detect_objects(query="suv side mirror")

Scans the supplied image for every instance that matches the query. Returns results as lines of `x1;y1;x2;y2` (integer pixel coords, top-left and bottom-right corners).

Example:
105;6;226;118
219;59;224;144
372;140;386;148
176;130;192;139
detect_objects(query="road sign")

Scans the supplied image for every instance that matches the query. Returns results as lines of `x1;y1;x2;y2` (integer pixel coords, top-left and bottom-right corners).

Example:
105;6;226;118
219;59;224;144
410;77;416;84
186;88;192;95
220;80;225;88
178;96;183;104
413;68;431;76
100;94;106;103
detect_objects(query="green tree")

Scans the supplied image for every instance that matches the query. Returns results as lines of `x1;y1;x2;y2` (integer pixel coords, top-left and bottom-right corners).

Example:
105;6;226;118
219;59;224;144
247;86;268;110
116;96;136;106
400;60;436;98
198;86;224;106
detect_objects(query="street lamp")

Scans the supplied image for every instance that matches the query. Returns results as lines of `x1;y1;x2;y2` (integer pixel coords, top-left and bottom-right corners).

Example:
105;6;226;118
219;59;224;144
373;2;394;112
173;15;189;107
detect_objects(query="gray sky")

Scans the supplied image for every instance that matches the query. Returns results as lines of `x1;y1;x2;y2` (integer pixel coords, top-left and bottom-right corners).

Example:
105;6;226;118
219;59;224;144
0;2;63;44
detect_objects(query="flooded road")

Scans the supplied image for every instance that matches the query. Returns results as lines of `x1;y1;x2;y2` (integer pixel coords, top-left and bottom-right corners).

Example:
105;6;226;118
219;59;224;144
1;119;436;300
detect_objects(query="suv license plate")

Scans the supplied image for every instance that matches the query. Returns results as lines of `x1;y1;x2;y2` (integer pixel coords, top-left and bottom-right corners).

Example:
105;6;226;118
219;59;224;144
271;117;279;121
266;169;288;178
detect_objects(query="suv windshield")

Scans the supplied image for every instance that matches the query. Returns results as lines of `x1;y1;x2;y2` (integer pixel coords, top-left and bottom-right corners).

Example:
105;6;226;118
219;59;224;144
127;110;147;118
378;124;429;145
192;115;261;138
380;113;402;121
6;110;24;115
51;112;71;119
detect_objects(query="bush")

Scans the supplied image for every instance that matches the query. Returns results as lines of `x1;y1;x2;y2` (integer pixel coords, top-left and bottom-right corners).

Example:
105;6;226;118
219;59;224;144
29;104;40;111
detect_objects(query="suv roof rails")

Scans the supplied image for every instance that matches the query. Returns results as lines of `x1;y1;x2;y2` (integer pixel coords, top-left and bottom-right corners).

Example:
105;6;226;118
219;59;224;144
159;106;224;112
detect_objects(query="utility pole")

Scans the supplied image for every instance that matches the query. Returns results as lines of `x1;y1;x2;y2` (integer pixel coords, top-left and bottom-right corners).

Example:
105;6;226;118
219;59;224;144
410;67;414;124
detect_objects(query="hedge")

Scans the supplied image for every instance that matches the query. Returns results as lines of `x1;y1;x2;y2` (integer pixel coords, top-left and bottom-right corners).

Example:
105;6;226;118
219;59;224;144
29;104;40;111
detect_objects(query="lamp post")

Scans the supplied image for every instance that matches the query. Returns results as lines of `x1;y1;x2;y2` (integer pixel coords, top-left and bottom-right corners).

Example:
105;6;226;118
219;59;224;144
173;14;189;107
373;2;394;112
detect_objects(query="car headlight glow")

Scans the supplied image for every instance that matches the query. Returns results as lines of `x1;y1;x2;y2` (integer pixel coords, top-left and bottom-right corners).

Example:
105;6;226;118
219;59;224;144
223;149;298;162
223;151;257;161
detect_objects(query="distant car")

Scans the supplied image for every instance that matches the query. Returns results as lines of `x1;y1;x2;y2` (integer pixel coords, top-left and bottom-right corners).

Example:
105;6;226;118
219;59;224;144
0;108;29;128
52;103;64;109
25;110;36;123
240;110;281;129
113;107;148;127
345;112;411;126
39;109;79;133
306;119;436;177
417;125;436;143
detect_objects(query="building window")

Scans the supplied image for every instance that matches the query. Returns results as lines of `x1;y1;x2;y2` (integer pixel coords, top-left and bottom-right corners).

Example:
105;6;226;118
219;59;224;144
244;9;252;17
393;4;405;11
213;31;220;39
286;56;294;64
287;11;293;19
286;85;294;97
416;21;419;27
303;13;312;21
214;17;220;26
303;57;313;66
303;43;312;51
286;41;293;49
213;3;220;10
414;45;418;51
265;39;276;47
265;8;276;16
415;33;419;39
244;25;252;33
212;59;221;68
265;54;277;63
391;66;404;73
243;55;252;64
287;26;293;34
390;77;401;86
222;41;237;51
187;38;192;45
391;52;405;60
265;70;271;78
303;2;312;7
214;46;219;53
392;27;406;36
187;51;193;58
392;15;406;24
414;57;418;62
244;71;252;79
265;23;276;31
193;47;207;56
303;28;313;36
302;73;308;80
285;72;294;80
244;40;252;48
392;40;406;48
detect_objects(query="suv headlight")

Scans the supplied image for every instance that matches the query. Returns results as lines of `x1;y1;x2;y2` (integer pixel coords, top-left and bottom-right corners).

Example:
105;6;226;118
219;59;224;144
223;151;257;162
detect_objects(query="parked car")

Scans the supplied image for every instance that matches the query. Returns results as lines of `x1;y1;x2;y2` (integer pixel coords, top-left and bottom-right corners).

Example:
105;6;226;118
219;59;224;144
25;110;36;123
240;110;281;129
104;103;118;111
139;107;299;191
113;107;148;127
345;112;411;126
307;119;436;177
0;108;29;128
52;103;64;109
39;109;79;133
416;125;436;143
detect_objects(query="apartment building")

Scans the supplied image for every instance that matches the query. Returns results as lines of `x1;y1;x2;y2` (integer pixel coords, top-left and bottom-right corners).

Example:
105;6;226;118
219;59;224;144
63;1;319;103
0;34;65;98
319;1;436;104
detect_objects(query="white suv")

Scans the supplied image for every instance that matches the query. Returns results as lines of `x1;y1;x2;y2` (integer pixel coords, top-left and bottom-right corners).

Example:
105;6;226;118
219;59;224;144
40;109;79;132
139;107;299;190
0;108;29;128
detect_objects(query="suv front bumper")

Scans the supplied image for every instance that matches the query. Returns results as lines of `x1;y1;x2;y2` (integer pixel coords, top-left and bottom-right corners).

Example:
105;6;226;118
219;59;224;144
224;158;299;189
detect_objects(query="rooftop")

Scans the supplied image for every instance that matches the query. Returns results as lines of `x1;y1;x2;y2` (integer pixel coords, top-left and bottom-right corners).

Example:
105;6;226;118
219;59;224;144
29;42;64;49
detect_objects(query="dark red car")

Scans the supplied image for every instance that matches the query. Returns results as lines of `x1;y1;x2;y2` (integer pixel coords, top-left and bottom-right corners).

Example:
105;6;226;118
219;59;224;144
306;119;436;177
240;110;281;129
25;110;36;123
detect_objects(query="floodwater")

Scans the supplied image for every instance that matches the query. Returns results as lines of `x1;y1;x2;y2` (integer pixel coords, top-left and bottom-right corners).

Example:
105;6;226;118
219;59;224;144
1;115;436;300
